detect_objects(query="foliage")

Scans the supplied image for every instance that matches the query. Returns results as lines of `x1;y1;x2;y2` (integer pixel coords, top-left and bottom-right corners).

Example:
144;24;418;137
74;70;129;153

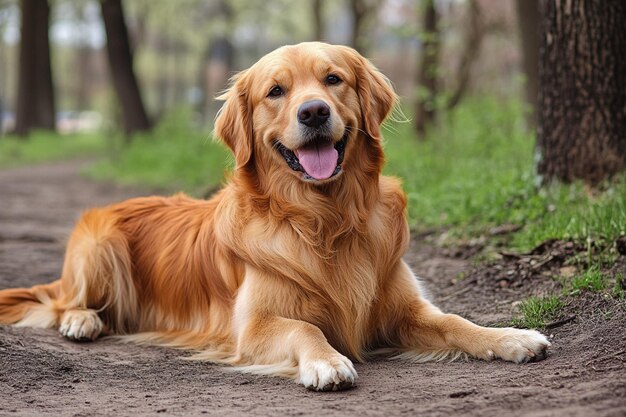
0;131;106;166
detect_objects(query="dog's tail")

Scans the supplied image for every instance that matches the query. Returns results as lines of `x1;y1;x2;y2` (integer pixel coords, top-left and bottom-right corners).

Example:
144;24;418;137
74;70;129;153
0;280;62;328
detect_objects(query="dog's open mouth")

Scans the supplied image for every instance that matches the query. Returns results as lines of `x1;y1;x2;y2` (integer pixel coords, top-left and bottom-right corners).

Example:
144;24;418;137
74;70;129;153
276;132;347;181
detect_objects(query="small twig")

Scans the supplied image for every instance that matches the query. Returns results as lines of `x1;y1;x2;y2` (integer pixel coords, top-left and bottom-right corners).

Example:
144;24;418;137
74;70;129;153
545;315;577;329
440;286;472;301
449;389;476;398
530;255;554;270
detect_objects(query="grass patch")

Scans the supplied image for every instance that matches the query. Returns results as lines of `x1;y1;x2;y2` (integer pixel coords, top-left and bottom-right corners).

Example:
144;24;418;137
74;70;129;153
0;131;107;167
511;295;564;329
88;108;230;194
568;266;608;296
384;97;536;232
382;97;626;251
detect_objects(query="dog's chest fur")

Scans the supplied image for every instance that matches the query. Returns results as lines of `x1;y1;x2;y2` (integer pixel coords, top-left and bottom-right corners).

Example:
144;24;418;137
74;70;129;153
218;178;409;358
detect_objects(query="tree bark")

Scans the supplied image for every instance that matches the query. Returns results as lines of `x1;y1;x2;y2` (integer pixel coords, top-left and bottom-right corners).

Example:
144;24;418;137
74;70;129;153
101;0;151;137
537;0;626;184
414;0;440;135
312;0;324;41
516;0;540;128
14;0;56;136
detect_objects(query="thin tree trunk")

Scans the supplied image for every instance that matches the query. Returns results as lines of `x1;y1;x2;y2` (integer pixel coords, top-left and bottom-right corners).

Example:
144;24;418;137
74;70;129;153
516;0;540;128
14;0;56;136
312;0;324;41
537;0;626;184
101;0;151;137
349;0;375;54
74;46;91;110
198;0;234;122
414;0;440;136
447;0;482;110
0;29;5;136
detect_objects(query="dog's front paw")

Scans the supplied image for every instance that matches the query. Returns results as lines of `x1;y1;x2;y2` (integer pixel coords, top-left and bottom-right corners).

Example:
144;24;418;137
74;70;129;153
59;309;103;341
492;328;551;363
298;354;357;391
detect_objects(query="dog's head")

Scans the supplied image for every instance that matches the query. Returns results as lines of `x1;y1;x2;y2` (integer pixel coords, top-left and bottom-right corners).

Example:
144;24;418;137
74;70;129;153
215;42;397;185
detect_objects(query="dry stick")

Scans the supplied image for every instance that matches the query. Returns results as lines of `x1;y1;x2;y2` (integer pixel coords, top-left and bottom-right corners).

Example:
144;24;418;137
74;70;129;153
439;286;473;301
545;315;577;329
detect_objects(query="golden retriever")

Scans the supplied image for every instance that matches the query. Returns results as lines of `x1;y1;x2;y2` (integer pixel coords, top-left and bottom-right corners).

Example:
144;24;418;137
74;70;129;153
0;42;549;391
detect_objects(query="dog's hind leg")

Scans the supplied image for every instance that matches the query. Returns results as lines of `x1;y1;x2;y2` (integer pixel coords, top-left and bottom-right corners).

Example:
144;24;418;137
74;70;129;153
53;209;138;341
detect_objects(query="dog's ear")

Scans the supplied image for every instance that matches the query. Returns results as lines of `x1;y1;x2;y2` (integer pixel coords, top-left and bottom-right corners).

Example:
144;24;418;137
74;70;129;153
343;47;397;141
215;71;253;168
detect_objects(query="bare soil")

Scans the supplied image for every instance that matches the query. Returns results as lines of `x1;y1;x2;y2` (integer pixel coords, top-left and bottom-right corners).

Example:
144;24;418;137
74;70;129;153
0;161;624;417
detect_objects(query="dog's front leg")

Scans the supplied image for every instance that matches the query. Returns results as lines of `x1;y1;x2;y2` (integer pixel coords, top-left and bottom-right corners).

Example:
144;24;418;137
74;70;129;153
232;268;357;391
379;261;551;363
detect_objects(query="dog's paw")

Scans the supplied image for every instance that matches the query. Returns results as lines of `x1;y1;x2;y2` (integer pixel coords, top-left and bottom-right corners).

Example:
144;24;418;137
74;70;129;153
492;328;551;363
59;309;103;341
298;354;358;391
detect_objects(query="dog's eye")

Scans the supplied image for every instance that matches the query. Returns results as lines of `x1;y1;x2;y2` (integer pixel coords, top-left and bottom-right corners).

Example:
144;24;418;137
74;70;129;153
325;74;342;85
267;85;284;98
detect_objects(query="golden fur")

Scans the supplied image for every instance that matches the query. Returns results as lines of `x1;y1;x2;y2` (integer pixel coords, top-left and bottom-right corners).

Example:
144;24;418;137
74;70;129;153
0;43;549;391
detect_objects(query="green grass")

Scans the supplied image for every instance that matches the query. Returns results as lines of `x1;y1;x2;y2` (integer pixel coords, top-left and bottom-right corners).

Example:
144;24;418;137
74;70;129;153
568;266;609;296
382;97;626;251
0;130;107;167
511;295;564;329
87;108;231;194
512;266;624;328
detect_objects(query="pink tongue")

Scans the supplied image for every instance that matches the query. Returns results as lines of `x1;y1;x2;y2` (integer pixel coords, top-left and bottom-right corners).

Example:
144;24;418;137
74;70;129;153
295;142;338;180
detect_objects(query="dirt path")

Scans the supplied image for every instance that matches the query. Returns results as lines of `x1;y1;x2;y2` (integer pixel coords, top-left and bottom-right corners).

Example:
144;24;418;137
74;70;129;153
0;161;624;417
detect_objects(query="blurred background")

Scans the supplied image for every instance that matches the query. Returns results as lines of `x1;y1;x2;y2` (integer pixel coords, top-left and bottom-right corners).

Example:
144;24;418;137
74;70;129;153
0;0;532;136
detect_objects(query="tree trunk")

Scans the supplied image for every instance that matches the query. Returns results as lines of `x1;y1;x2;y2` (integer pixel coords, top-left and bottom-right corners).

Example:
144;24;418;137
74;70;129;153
14;0;56;137
0;29;5;136
74;46;92;111
537;0;626;184
516;0;540;128
447;0;482;111
101;0;151;137
414;0;440;136
312;0;324;41
349;0;375;54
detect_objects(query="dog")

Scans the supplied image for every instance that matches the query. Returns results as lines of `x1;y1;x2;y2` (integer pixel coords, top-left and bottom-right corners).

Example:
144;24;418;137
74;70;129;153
0;42;549;391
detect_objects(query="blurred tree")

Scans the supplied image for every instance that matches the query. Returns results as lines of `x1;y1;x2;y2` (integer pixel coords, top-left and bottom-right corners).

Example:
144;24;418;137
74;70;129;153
537;0;626;184
0;2;6;136
101;0;151;136
349;0;377;54
73;2;93;111
516;0;539;128
199;0;234;121
447;0;482;111
414;0;439;135
312;0;324;41
14;0;56;136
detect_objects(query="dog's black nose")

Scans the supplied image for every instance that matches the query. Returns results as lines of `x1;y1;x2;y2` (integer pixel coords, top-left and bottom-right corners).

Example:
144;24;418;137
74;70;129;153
298;100;330;128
